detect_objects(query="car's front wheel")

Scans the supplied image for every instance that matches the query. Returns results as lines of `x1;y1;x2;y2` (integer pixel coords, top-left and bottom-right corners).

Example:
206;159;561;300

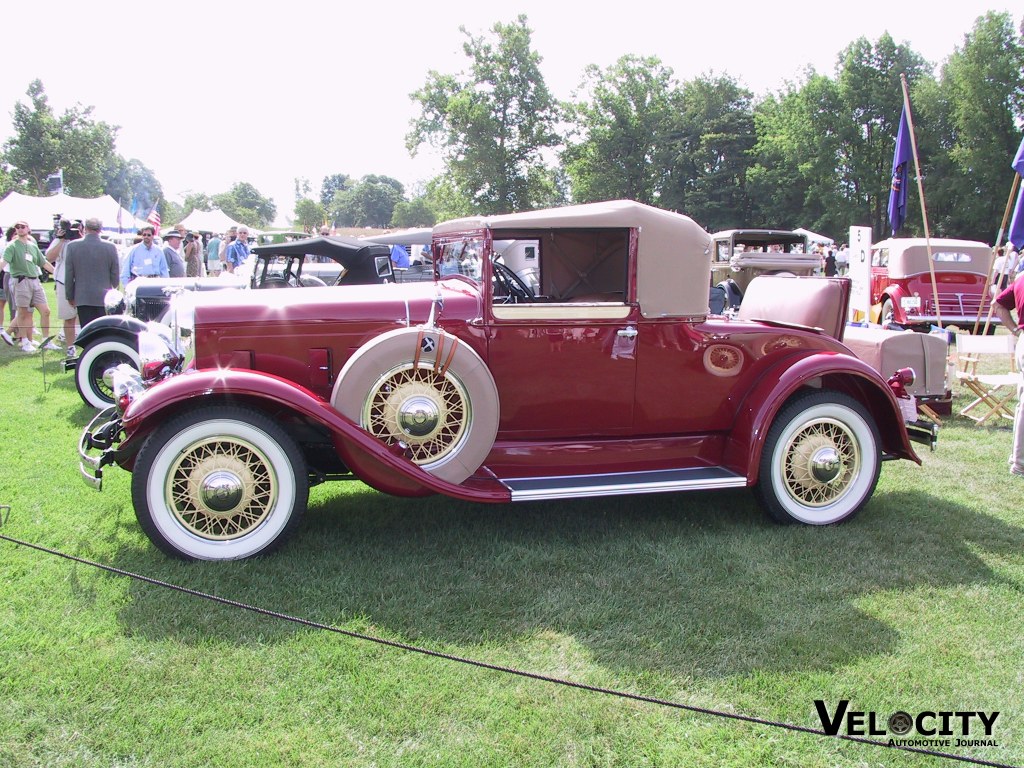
131;406;308;560
75;337;140;409
754;390;881;525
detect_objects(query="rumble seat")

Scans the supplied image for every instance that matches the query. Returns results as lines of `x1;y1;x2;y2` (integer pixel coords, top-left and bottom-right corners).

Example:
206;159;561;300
737;275;848;339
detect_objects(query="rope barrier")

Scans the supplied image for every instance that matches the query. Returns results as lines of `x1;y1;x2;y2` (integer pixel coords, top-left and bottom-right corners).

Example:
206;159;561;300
0;529;1017;768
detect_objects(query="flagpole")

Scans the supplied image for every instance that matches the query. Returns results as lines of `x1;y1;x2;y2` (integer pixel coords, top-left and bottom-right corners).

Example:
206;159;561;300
900;74;941;328
974;173;1020;334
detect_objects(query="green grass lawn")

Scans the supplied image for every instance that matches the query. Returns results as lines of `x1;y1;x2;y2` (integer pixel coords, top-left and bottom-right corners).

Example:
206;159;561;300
1;292;1022;766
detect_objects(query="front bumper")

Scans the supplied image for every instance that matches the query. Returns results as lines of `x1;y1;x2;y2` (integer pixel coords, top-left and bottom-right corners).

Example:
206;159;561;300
79;406;125;490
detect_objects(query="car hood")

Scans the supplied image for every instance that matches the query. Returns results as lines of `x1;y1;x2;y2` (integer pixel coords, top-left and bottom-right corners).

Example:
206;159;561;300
190;278;483;329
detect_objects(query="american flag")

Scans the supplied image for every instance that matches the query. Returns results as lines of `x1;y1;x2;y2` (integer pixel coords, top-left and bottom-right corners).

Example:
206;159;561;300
146;200;161;233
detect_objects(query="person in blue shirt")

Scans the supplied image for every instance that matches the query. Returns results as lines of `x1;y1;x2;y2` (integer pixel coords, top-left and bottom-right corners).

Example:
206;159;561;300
224;226;250;274
390;244;410;269
121;226;169;284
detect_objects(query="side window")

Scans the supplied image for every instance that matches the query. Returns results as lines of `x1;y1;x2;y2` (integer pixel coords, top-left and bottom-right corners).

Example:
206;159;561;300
490;228;631;312
872;248;889;268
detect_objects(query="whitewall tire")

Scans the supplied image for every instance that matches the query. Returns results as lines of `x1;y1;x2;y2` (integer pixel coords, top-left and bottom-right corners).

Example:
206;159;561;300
131;406;308;560
755;390;881;525
75;337;140;409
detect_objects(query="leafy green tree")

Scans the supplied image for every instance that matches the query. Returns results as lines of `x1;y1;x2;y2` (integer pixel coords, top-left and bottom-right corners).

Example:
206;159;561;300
407;15;560;214
927;12;1024;240
2;79;119;196
562;55;676;205
294;198;327;232
320;173;351;207
747;73;846;234
164;200;185;229
103;157;164;218
659;74;757;232
179;192;215;219
834;34;929;239
330;176;404;227
392;197;437;227
212;182;276;228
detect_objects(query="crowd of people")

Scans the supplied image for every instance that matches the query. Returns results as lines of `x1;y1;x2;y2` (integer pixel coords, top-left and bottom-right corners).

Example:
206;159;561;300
0;219;253;355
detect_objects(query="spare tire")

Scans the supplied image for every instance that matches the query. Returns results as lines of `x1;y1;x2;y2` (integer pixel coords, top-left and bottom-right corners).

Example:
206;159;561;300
331;327;499;484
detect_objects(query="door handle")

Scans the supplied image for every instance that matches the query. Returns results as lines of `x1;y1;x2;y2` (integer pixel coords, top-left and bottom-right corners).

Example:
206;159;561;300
617;326;638;339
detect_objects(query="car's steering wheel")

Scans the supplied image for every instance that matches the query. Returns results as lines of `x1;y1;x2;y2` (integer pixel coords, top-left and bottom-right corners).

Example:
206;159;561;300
492;261;535;303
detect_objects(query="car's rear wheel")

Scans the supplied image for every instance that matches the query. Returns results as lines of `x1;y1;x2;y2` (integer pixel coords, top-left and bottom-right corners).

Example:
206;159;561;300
131;406;308;561
332;327;499;484
880;298;896;326
755;390;880;525
75;337;140;409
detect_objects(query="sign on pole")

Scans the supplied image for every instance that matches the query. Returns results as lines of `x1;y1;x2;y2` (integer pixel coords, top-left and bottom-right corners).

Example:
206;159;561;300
848;226;873;323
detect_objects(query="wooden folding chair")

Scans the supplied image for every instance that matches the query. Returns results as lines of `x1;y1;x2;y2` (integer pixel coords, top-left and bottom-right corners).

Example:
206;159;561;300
955;333;1018;424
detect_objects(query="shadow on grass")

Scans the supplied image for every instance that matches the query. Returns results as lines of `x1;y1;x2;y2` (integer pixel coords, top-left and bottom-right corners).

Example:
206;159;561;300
106;482;1024;681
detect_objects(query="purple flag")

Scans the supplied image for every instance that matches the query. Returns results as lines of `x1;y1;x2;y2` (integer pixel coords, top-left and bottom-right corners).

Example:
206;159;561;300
1008;136;1024;250
888;106;912;235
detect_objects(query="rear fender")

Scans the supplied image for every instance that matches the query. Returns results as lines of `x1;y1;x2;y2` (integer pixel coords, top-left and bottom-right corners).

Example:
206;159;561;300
120;369;511;503
723;352;920;483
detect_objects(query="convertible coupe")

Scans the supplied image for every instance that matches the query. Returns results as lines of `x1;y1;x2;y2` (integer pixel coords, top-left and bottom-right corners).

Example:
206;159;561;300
79;201;933;561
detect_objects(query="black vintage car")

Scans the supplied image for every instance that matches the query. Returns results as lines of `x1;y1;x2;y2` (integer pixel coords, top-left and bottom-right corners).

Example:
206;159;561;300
68;236;395;408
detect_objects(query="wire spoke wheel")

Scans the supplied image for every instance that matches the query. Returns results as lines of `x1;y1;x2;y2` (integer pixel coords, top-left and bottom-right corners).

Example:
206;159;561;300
132;406;307;560
756;390;880;526
166;435;277;540
364;363;470;467
781;418;859;506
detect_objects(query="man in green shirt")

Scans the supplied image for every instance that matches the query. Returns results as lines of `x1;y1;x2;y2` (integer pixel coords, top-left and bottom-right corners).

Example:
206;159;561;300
1;221;56;352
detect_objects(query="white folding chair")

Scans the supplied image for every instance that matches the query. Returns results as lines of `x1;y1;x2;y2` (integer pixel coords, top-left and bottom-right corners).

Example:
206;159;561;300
955;333;1018;424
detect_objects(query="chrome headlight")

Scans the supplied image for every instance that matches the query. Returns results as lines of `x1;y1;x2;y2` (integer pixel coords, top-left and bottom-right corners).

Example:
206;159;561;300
110;363;146;411
123;281;139;315
104;288;126;315
137;329;182;383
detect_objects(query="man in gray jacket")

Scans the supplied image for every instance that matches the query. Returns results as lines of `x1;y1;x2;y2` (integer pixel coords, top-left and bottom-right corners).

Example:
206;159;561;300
65;218;120;349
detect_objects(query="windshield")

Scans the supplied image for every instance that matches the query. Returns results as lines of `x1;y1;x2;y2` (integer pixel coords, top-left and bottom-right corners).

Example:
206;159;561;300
438;238;484;283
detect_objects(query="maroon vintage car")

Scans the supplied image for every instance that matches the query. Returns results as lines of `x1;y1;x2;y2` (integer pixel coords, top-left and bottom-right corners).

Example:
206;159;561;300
80;201;933;561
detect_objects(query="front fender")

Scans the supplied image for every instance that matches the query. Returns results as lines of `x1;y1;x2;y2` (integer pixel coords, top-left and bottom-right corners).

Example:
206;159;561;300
76;315;148;348
120;368;511;503
723;352;920;483
882;286;911;324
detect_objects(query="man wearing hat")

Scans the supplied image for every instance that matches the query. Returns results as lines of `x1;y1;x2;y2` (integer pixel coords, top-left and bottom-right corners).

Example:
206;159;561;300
162;231;186;277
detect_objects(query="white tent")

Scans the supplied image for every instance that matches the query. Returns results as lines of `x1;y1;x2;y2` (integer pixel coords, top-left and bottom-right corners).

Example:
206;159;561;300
174;208;250;234
0;191;146;232
794;227;835;245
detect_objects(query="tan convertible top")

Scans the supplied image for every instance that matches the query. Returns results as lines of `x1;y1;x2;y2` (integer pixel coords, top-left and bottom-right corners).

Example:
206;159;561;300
434;200;712;317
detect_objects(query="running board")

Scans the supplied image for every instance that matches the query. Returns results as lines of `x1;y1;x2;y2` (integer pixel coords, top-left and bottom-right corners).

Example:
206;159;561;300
503;466;747;501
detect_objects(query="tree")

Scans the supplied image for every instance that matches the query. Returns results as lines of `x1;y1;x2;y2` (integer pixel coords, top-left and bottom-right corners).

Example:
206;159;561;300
407;15;560;214
294;198;327;233
391;197;437;228
330;176;405;228
659;74;757;231
834;34;929;239
103;157;164;220
320;173;351;208
212;182;276;228
2;80;119;196
927;12;1024;240
562;55;676;205
747;73;847;234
